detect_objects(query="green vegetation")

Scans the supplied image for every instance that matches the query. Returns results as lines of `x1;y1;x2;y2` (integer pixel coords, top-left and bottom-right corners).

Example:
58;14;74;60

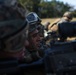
18;0;76;18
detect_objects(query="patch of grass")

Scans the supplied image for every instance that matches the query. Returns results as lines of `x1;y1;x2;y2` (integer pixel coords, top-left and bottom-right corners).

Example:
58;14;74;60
41;18;76;24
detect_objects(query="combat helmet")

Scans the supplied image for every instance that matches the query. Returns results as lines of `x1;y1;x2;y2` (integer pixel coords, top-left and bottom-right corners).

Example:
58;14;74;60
63;11;73;20
0;1;28;52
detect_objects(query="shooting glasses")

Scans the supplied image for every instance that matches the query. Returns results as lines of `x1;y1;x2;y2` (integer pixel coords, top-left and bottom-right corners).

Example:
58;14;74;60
26;12;41;25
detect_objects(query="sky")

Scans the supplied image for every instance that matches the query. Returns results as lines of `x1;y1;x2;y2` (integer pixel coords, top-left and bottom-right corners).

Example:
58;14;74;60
58;0;76;9
48;0;76;9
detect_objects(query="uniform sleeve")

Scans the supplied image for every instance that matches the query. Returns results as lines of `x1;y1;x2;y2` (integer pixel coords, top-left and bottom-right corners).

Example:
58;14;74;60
48;18;60;30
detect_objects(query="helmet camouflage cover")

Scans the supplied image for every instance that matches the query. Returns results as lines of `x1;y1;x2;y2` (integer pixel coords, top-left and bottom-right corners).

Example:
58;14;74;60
0;1;28;54
63;11;73;19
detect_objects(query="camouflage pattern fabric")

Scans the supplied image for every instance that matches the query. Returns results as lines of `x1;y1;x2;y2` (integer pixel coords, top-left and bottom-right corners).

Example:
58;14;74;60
0;4;26;21
0;2;28;60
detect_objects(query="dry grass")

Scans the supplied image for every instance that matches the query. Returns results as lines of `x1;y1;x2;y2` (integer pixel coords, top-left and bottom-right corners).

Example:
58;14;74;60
41;18;76;24
41;18;59;24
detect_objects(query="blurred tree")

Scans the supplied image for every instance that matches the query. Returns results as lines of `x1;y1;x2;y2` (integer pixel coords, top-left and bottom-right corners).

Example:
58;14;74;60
19;0;41;13
18;0;75;18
